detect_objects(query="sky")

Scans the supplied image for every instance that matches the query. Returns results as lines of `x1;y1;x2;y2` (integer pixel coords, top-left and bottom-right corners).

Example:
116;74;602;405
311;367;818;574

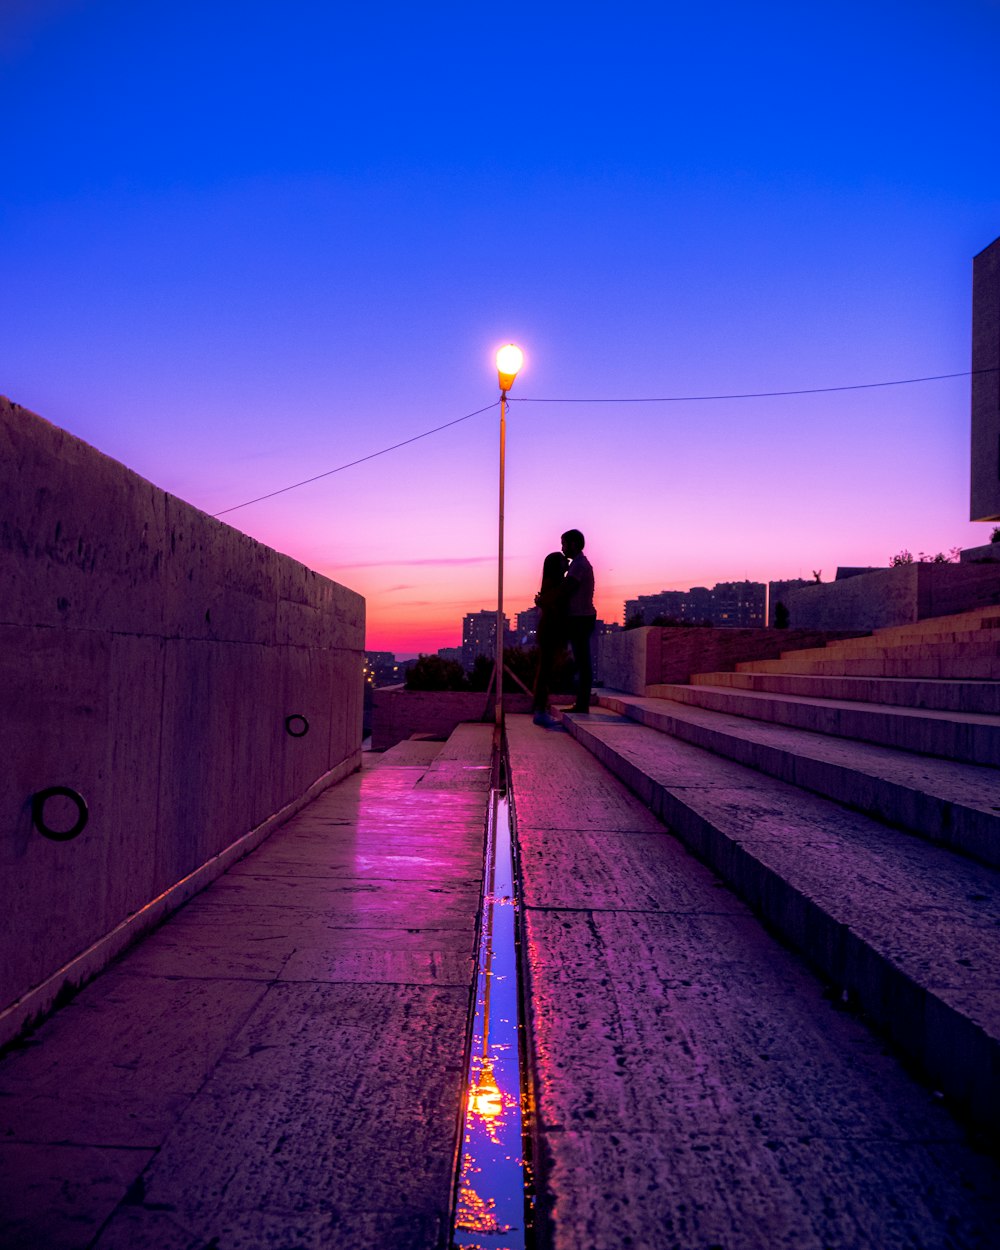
3;1;999;655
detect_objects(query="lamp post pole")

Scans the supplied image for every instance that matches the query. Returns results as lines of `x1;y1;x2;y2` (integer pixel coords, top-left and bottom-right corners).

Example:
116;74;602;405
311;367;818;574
496;388;507;728
494;345;523;730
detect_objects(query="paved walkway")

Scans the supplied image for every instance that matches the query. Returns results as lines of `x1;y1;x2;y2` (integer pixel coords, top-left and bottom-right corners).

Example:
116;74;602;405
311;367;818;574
505;713;1000;1250
0;729;492;1250
6;717;1000;1249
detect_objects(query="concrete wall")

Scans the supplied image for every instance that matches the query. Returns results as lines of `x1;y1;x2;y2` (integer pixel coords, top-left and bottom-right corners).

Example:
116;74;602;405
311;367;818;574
1;397;365;1033
784;562;1000;630
971;236;1000;521
598;627;865;695
961;541;1000;563
371;689;532;751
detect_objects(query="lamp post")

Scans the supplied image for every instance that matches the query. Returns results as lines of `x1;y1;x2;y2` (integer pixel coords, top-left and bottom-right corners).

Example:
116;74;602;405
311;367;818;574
494;343;523;728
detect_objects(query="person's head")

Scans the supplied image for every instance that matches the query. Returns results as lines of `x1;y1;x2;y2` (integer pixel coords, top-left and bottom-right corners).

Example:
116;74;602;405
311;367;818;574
541;550;568;588
561;529;585;558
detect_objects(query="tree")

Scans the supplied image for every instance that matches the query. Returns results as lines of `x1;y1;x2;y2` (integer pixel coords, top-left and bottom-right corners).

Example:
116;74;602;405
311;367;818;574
774;601;790;629
466;654;494;692
405;655;467;691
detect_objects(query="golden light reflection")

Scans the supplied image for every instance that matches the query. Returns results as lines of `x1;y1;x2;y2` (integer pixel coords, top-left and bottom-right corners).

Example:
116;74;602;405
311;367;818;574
456;1173;502;1236
468;1057;504;1134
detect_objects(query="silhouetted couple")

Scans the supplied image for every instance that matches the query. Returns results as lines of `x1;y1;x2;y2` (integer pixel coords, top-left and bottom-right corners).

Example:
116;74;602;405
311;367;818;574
532;529;597;726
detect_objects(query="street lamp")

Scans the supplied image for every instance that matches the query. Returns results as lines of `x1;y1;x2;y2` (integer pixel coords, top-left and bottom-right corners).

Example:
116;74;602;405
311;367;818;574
495;343;523;728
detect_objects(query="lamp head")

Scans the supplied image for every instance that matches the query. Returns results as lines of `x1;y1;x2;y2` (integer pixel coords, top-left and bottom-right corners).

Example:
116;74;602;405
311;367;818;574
496;343;524;393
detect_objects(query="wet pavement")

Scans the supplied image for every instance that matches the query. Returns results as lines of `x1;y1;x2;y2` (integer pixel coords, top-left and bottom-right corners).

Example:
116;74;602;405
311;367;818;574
5;714;999;1250
0;730;492;1250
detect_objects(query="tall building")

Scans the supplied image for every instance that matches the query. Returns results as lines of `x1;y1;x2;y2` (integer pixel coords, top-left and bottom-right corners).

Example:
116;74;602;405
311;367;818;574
515;605;541;646
624;581;766;628
461;610;510;669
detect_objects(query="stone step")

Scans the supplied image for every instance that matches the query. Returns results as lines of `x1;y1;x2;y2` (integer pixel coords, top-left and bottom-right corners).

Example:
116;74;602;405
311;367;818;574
557;707;1000;1135
739;654;1000;680
765;639;1000;667
642;682;1000;766
690;669;1000;715
595;692;1000;866
780;635;1000;662
868;606;1000;638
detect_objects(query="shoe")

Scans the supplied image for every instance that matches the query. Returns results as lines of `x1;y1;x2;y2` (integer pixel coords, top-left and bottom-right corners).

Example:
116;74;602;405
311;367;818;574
532;711;558;727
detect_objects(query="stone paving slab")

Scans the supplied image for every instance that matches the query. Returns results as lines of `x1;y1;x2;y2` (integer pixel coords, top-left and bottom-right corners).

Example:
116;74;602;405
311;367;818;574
518;826;744;914
503;723;664;834
366;739;444;768
0;1143;157;1250
0;727;492;1249
505;714;1000;1250
91;1204;445;1250
539;1130;1000;1250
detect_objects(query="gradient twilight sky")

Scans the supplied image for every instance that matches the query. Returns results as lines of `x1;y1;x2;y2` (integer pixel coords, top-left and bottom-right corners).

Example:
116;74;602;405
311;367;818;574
3;1;999;654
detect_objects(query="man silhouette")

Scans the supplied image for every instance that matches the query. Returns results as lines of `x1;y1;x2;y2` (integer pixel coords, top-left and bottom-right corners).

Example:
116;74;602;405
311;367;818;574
559;529;596;714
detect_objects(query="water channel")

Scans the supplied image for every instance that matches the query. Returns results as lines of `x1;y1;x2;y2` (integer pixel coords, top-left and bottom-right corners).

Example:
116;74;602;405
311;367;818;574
451;781;530;1250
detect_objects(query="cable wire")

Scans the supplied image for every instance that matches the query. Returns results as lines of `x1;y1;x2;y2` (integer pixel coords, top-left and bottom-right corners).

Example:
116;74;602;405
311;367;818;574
213;399;500;516
212;366;993;517
509;367;995;405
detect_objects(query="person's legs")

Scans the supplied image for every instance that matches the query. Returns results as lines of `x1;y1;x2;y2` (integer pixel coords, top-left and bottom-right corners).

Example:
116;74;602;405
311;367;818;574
566;615;595;710
532;638;555;712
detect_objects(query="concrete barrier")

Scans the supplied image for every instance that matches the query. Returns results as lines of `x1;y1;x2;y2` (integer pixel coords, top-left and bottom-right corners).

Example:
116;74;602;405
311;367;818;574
784;562;1000;630
0;397;365;1042
371;689;533;750
597;627;865;695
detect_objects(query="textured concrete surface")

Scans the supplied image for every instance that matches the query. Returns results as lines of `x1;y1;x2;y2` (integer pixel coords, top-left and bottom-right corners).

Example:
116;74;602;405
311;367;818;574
371;689;532;751
596;626;864;696
506;714;1000;1250
0;730;491;1249
600;692;1000;866
695;669;1000;715
644;682;1000;766
558;707;1000;1131
784;563;1000;630
0;397;365;1026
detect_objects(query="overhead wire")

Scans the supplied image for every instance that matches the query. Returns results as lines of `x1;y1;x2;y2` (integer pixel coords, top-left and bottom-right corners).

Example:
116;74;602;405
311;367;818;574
212;367;992;517
508;368;996;404
213;399;500;516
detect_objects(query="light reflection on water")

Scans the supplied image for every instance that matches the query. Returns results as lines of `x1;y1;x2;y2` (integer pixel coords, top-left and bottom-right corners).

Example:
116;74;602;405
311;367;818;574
453;791;527;1250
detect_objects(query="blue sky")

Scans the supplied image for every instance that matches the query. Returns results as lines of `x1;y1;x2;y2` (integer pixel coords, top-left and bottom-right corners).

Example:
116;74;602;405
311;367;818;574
3;1;999;651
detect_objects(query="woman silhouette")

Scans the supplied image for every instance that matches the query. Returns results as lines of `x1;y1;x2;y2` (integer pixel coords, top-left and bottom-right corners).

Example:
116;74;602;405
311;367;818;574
531;550;570;725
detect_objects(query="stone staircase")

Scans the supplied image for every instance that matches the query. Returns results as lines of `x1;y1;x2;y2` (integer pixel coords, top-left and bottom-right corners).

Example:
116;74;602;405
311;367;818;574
561;605;1000;1138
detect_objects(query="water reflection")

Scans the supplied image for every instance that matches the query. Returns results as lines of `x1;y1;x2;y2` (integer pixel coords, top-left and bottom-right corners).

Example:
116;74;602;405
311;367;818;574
453;792;527;1250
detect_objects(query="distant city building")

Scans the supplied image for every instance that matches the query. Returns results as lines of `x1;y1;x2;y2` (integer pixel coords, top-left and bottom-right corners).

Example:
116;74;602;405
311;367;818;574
515;605;541;646
436;646;463;665
625;581;766;628
462;610;511;669
364;651;398;687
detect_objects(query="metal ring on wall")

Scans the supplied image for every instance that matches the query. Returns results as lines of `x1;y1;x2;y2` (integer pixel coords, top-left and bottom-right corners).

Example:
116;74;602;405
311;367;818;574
285;714;310;738
32;787;89;842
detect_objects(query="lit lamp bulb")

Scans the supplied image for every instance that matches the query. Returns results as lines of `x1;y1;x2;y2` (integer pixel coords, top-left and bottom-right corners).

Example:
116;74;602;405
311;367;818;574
496;343;524;393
